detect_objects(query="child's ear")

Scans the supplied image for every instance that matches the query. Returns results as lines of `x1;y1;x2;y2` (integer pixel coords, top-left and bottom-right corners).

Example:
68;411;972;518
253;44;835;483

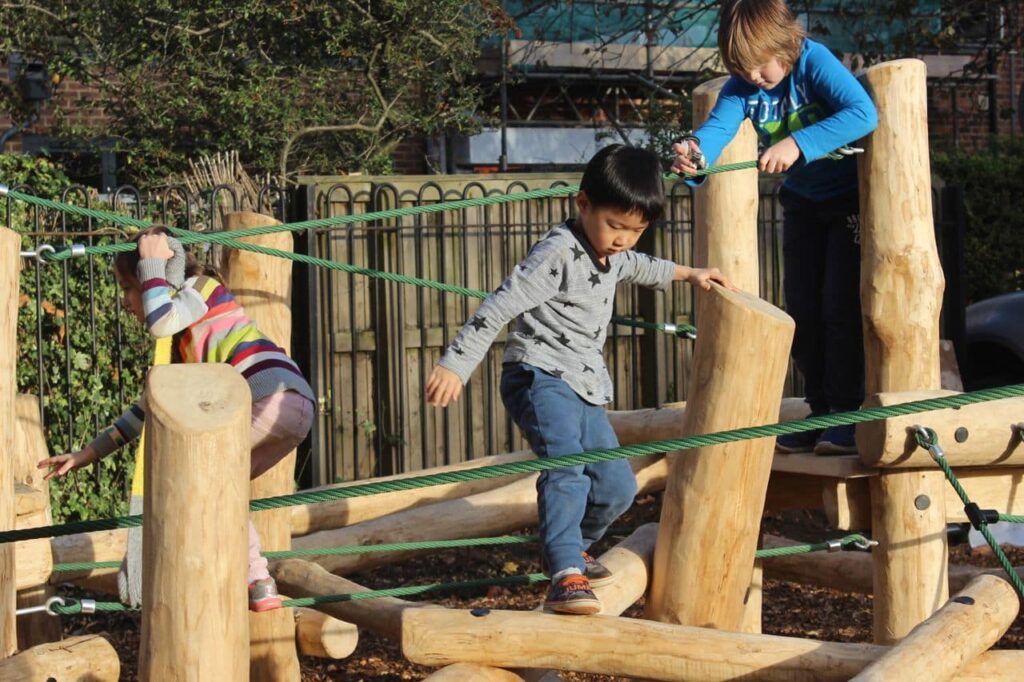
575;191;590;214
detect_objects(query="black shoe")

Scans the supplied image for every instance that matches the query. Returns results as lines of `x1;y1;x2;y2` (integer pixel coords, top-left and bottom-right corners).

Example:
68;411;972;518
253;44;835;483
544;574;601;615
814;424;857;455
775;428;824;454
582;551;615;588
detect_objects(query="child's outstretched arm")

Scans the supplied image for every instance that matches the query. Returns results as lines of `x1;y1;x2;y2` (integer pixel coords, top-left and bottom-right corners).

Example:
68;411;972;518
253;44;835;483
674;264;738;291
38;402;145;480
136;233;210;337
427;238;566;407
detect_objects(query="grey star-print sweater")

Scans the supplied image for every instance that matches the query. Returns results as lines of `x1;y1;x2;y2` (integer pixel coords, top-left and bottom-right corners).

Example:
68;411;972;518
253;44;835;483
439;219;676;405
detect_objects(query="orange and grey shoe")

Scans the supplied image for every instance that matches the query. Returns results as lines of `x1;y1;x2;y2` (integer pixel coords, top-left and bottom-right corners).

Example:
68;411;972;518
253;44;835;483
249;577;283;612
544;574;601;615
582;551;615;588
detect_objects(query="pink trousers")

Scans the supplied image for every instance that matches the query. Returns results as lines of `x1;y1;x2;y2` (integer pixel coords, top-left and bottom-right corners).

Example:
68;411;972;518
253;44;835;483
247;391;314;583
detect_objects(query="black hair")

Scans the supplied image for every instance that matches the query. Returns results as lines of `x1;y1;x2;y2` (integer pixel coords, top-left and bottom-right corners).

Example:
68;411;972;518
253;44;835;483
579;144;665;224
114;225;220;284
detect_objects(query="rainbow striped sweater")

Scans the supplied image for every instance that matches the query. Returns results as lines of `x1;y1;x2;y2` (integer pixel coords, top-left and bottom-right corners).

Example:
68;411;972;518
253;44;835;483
92;258;314;457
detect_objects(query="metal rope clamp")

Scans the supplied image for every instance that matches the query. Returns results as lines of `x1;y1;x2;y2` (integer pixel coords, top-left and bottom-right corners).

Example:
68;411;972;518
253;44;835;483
913;425;943;461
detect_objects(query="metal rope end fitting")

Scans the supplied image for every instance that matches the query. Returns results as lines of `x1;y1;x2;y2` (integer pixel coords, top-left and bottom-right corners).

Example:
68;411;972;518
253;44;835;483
826;539;843;552
835;145;865;156
663;323;677;334
70;244;87;257
675;133;707;170
19;244;57;264
79;598;97;614
851;537;878;551
44;595;66;616
0;184;8;197
912;425;944;461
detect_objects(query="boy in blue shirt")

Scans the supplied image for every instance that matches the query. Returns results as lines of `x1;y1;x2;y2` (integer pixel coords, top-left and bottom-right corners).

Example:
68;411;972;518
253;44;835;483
673;0;877;454
427;144;732;614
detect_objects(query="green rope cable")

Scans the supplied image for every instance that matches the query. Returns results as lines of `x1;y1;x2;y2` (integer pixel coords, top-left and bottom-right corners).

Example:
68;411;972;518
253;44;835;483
51;573;553;614
915;428;1024;600
51;529;872;573
999;514;1024;524
10;384;1024;546
3;193;697;337
3;161;757;253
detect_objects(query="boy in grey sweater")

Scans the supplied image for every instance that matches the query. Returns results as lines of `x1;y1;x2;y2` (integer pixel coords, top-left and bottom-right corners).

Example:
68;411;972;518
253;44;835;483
426;144;732;614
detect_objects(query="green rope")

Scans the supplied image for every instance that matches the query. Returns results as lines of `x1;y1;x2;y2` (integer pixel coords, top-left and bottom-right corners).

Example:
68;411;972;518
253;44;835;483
51;572;552;614
3;161;756;252
999;514;1024;524
51;528;873;573
4;195;696;337
10;384;1024;546
914;428;1024;600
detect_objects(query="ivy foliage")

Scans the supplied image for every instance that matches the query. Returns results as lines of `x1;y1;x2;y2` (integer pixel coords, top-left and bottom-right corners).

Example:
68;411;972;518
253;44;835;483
0;1;510;183
933;137;1024;302
4;154;151;522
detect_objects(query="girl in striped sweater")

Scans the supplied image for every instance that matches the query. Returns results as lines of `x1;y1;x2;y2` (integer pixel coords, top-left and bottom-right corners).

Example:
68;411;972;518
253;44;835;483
38;226;316;612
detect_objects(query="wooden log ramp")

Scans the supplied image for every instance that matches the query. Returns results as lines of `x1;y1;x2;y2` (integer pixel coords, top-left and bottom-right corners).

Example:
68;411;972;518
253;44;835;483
851;574;1019;682
0;634;120;681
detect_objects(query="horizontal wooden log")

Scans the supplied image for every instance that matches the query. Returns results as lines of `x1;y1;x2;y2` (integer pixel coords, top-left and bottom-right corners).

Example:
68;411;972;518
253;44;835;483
608;397;810;445
289;451;535;536
402;607;1023;681
0;634;120;681
857;391;1024;467
294;606;358;659
49;530;125;586
852;574;1019;682
271;559;433;640
293;454;665;576
762;534;1024;596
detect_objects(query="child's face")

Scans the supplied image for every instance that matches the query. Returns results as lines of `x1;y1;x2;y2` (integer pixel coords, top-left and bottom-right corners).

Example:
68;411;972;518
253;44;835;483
115;268;144;324
576;193;649;260
739;56;789;90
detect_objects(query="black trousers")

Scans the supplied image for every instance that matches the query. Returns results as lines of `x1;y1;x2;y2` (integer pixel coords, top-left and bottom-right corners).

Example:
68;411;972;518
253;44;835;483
780;186;865;414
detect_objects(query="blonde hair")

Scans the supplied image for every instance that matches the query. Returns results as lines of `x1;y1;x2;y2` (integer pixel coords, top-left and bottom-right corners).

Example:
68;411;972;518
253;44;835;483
718;0;806;76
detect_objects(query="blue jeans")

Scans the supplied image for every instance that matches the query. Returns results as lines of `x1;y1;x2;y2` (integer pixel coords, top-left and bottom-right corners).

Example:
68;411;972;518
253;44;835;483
781;187;865;413
500;362;637;576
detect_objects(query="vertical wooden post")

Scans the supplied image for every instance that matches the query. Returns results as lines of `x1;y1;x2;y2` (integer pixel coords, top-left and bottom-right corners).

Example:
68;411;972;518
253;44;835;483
692;77;761;293
14;394;63;648
0;227;20;656
139;364;250;679
857;59;948;644
221;210;301;681
646;286;793;628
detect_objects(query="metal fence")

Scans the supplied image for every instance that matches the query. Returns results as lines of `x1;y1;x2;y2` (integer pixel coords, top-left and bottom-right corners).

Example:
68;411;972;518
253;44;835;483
5;175;966;493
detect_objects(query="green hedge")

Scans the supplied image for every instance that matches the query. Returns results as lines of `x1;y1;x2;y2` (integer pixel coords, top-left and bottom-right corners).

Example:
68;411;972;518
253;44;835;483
933;138;1024;302
4;154;150;522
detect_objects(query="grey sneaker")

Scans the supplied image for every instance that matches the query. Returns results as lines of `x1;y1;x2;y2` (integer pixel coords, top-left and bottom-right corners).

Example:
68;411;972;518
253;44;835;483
544;574;601;615
582;551;615;588
248;577;283;612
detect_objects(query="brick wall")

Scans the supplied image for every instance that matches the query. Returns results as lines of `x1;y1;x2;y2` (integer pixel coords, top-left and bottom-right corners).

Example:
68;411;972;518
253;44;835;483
0;70;109;152
928;51;1022;152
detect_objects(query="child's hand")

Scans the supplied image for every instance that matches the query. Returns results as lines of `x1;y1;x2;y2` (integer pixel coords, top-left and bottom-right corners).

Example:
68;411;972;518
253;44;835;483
686;267;738;292
758;138;801;174
138;233;175;260
426;365;463;407
38;448;98;481
671;139;704;176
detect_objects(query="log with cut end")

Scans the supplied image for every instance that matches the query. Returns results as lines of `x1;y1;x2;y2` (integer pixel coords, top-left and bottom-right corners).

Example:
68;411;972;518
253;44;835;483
0;634;120;681
294;607;358;659
857;390;1024;467
851;574;1019;682
272;559;434;639
138;365;250;680
402;607;1024;681
423;664;526;681
647;285;794;629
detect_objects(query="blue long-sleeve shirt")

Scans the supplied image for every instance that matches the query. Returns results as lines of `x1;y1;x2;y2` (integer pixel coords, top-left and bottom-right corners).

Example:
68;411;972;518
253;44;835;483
692;38;878;201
